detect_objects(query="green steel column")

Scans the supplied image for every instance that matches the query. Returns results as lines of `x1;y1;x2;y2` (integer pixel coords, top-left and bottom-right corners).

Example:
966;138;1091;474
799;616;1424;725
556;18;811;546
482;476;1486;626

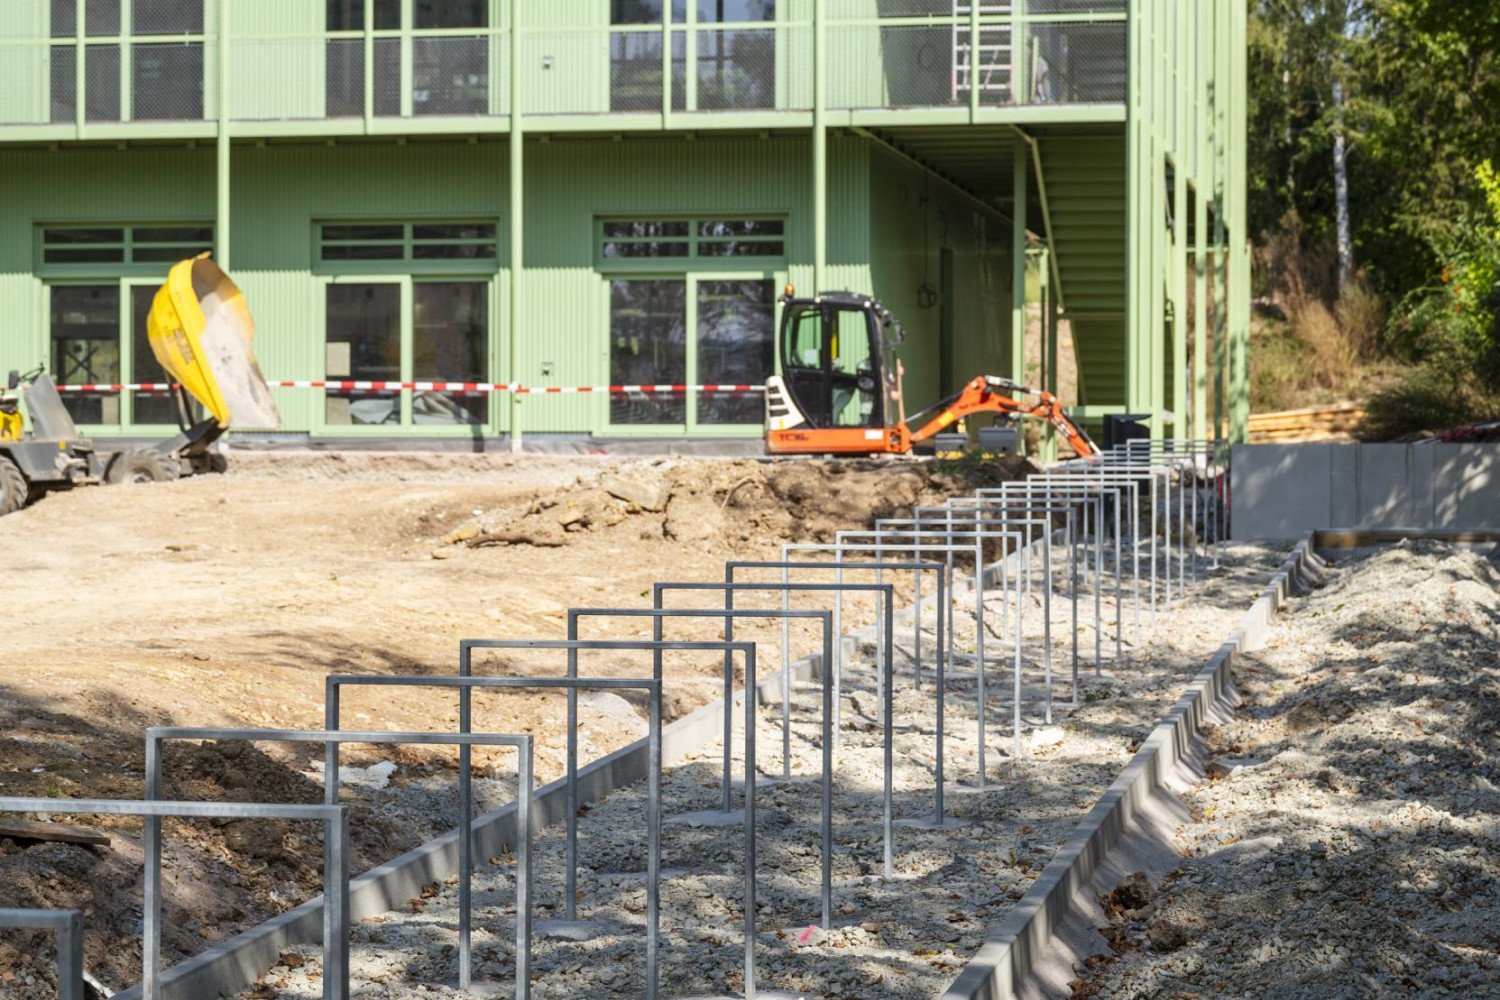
661;0;672;122
216;0;230;268
1040;247;1058;462
1193;0;1209;440
509;0;523;451
1148;0;1166;439
1124;0;1141;415
1212;0;1228;443
1171;0;1188;439
1011;139;1027;394
1227;0;1250;443
363;0;374;125
73;0;84;134
813;0;827;291
969;0;981;118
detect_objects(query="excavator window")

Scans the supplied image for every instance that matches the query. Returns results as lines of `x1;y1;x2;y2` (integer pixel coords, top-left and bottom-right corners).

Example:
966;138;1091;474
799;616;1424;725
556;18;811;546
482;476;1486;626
777;298;883;431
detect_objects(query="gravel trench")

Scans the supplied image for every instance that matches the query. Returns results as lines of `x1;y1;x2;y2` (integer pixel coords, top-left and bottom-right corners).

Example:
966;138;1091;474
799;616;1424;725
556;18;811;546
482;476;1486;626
1071;540;1500;999
232;544;1288;1000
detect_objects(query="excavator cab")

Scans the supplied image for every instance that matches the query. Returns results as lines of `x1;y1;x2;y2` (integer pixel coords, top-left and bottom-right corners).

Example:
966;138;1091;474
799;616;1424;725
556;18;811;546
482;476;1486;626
765;291;911;454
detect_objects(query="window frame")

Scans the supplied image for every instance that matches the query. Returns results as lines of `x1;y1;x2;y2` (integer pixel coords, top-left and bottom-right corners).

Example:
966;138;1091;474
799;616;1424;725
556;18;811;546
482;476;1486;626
42;275;186;433
36;223;216;277
315;270;502;438
47;0;212;125
324;0;500;119
602;268;782;439
313;218;502;277
594;215;788;274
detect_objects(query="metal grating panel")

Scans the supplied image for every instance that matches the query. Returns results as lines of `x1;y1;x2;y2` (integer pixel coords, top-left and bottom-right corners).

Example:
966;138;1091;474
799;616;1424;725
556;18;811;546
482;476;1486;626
131;42;205;120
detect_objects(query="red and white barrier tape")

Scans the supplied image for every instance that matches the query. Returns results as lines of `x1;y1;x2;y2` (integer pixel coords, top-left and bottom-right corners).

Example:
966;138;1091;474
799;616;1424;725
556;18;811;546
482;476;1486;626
54;380;766;395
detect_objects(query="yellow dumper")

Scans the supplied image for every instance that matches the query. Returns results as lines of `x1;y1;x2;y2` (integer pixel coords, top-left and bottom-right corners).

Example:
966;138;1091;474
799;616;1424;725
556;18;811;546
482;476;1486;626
0;255;280;515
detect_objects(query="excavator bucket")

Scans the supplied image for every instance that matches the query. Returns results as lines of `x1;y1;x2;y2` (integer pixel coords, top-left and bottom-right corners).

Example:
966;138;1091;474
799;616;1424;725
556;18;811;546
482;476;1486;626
146;254;281;429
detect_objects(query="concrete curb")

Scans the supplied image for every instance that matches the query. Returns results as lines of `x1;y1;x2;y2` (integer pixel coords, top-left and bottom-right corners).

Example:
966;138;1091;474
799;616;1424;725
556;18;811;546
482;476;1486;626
121;535;1051;999
939;534;1324;1000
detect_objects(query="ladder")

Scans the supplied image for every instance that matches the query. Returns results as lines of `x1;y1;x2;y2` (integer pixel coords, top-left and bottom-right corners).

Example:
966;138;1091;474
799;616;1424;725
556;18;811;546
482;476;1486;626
952;1;1015;105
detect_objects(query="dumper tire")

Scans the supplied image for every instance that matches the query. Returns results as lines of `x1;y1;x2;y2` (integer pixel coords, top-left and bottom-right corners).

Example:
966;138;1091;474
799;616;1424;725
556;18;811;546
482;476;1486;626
0;457;25;516
105;449;180;485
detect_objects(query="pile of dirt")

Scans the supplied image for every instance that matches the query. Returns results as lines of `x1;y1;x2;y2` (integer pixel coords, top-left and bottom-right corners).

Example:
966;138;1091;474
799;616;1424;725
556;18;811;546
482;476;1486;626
431;455;1034;554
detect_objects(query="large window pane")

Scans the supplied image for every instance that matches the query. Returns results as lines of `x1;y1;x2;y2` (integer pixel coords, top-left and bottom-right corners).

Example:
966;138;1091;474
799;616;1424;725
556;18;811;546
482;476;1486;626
51;0;76;38
50;46;76;123
131;284;179;425
50;285;120;426
133;0;205;35
86;0;120;36
327;0;399;30
325;284;401;426
373;37;402;116
325;38;364;116
612;0;687;24
697;0;774;22
414;0;487;29
610;279;686;425
412;36;489;115
412;282;488;426
132;43;204;120
696;28;776;109
85;44;120;122
696;279;773;425
610;31;686;112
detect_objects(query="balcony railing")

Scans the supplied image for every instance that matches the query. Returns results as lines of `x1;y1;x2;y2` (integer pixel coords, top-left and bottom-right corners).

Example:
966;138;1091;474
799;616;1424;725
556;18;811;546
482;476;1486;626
0;8;1126;132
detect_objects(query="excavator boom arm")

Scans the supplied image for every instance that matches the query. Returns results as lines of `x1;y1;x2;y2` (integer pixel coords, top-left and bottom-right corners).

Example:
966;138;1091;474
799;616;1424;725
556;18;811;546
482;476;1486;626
908;376;1098;456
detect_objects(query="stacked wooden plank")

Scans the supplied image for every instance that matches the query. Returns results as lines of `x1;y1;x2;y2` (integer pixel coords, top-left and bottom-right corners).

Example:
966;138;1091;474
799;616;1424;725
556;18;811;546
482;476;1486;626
1249;403;1366;443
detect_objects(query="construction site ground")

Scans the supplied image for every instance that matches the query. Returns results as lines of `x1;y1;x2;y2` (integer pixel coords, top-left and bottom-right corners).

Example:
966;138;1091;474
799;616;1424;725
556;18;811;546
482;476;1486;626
0;450;1028;996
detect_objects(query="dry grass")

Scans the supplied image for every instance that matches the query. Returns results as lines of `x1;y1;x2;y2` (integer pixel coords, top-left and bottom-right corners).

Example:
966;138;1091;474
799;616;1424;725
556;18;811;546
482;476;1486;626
1251;216;1387;412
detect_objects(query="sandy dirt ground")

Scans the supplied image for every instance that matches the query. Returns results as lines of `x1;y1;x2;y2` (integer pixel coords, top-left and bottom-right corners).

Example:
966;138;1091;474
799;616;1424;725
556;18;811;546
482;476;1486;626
0;450;1027;994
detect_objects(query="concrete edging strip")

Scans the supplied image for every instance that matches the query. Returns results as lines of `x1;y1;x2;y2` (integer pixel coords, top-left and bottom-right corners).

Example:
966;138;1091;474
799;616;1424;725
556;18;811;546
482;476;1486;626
939;534;1324;1000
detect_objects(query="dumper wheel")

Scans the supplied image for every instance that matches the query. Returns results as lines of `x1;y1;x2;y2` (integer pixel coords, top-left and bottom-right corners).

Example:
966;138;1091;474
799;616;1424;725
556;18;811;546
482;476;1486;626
0;458;25;516
105;449;180;485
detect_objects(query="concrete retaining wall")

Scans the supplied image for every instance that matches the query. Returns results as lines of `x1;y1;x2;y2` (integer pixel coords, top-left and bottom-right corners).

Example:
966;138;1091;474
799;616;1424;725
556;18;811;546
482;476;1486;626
1231;443;1500;540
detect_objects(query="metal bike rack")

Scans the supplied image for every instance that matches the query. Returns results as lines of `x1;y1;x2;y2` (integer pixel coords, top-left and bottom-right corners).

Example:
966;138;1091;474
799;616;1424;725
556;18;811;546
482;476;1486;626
145;726;534;999
450;641;762;1000
0;797;349;1000
651;580;899;877
565;608;837;929
867;518;1028;769
913;505;1061;723
931;496;1085;711
0;909;84;1000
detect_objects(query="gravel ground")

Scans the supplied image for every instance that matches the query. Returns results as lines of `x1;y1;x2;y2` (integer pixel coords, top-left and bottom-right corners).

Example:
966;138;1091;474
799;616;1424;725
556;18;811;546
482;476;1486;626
1072;540;1500;999
233;544;1287;1000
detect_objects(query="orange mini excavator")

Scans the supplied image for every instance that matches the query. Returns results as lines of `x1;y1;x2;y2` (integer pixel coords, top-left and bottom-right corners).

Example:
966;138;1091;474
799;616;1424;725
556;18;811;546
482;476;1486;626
763;288;1098;457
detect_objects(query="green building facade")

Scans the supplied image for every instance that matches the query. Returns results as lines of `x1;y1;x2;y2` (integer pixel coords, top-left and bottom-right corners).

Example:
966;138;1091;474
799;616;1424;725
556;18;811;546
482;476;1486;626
0;0;1249;447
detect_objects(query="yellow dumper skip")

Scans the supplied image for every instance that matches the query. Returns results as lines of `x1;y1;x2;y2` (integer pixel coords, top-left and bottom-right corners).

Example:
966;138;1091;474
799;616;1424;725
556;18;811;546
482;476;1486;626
147;254;281;430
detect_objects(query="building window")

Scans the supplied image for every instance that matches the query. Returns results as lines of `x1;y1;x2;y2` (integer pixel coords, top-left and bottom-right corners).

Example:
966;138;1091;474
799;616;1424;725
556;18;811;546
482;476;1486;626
323;281;490;428
49;0;207;123
47;282;181;428
39;224;213;427
317;222;498;266
600;217;782;429
600;218;783;261
41;225;214;266
610;1;776;112
325;1;490;118
318;220;497;429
